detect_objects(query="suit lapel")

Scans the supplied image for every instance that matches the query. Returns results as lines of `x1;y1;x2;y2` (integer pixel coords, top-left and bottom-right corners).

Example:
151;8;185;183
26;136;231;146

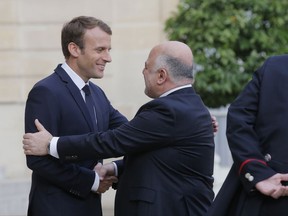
54;65;95;131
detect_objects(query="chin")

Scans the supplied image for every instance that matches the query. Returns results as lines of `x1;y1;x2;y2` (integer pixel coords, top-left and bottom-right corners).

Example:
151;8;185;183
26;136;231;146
144;91;153;98
93;73;104;79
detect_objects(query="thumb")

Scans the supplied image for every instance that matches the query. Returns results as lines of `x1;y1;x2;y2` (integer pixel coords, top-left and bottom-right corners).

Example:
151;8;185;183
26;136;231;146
94;162;102;172
35;119;46;132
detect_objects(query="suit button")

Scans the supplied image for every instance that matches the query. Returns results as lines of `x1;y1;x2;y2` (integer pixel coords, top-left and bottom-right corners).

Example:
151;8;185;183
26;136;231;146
65;155;78;160
264;154;271;162
248;176;254;181
245;173;254;182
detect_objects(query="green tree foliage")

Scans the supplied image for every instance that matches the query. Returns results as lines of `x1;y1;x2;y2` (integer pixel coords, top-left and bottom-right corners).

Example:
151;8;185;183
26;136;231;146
165;0;288;107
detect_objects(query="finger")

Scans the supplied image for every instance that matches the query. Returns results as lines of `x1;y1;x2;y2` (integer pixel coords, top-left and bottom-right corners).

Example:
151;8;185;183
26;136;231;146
280;174;288;181
111;178;118;183
34;119;45;132
284;187;288;196
102;180;116;185
271;187;285;199
23;133;32;139
24;149;31;155
22;137;31;145
102;179;118;185
271;192;280;199
23;142;31;150
105;176;118;182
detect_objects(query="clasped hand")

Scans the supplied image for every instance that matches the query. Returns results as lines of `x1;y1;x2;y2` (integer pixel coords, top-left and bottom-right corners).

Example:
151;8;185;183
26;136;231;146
256;173;288;199
94;162;118;194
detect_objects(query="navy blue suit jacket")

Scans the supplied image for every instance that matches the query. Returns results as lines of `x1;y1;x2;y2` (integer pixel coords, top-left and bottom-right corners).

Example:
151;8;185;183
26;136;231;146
207;55;288;216
25;64;127;216
57;87;215;216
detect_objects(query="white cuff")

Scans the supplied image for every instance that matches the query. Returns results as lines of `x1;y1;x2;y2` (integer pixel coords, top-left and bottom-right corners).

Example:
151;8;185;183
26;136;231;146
50;137;59;158
112;162;118;176
91;171;100;192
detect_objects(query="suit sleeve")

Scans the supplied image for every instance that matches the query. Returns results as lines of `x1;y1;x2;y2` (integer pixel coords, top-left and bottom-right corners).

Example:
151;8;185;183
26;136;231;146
57;102;175;161
25;85;95;198
226;59;276;192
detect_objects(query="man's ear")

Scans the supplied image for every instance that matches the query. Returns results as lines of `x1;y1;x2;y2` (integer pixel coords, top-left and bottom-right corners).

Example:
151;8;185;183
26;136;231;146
68;42;80;57
157;68;168;84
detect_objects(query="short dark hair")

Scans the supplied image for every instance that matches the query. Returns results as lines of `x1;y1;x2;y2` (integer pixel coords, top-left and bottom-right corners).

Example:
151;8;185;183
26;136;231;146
61;16;112;59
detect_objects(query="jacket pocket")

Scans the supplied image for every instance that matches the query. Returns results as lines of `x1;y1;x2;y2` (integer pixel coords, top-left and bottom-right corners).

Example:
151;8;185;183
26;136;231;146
129;187;156;203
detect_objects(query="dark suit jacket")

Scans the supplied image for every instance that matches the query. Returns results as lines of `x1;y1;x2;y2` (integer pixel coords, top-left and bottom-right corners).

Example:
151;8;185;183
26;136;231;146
57;87;215;216
207;55;288;216
25;64;127;216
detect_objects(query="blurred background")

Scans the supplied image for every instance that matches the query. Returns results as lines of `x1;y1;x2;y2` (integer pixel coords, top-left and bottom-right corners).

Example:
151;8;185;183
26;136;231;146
0;0;242;215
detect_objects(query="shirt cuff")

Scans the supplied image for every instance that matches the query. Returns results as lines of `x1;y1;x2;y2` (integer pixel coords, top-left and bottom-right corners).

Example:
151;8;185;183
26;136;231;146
91;171;100;192
50;137;59;158
112;162;118;176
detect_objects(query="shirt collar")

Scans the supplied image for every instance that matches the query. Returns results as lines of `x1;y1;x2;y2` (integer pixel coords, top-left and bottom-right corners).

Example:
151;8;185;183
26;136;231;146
160;84;192;97
61;62;87;90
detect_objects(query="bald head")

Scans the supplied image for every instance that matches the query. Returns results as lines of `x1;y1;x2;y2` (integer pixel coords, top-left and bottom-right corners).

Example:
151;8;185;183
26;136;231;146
151;41;193;67
143;41;194;98
147;41;194;83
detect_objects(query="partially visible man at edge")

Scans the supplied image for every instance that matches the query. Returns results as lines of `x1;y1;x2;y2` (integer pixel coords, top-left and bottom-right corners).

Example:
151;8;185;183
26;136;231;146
206;55;288;216
23;41;217;216
24;16;124;216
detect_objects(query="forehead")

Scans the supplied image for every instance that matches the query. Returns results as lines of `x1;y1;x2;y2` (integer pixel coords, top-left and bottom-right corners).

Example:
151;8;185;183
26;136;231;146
83;27;111;47
146;48;158;65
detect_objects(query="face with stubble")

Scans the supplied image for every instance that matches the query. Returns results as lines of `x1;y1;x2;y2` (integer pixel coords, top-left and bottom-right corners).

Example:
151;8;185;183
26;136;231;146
142;48;161;99
75;26;112;82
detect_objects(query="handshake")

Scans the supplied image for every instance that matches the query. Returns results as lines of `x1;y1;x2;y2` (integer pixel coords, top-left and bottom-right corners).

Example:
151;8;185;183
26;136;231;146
94;162;118;194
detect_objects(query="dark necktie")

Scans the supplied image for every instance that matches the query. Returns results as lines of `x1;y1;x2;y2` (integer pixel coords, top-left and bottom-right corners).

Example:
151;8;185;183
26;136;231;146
82;84;98;131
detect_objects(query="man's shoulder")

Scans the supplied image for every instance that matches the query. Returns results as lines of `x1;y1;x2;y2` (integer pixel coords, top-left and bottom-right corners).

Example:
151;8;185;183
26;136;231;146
29;71;67;98
265;54;288;65
33;72;60;88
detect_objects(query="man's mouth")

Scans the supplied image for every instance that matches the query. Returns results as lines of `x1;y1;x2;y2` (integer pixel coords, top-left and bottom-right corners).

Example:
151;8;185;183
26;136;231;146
98;64;105;70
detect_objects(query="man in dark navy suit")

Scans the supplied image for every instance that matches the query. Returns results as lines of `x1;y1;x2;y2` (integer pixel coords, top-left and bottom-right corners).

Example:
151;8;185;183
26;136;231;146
24;16;126;216
206;55;288;216
23;41;216;216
